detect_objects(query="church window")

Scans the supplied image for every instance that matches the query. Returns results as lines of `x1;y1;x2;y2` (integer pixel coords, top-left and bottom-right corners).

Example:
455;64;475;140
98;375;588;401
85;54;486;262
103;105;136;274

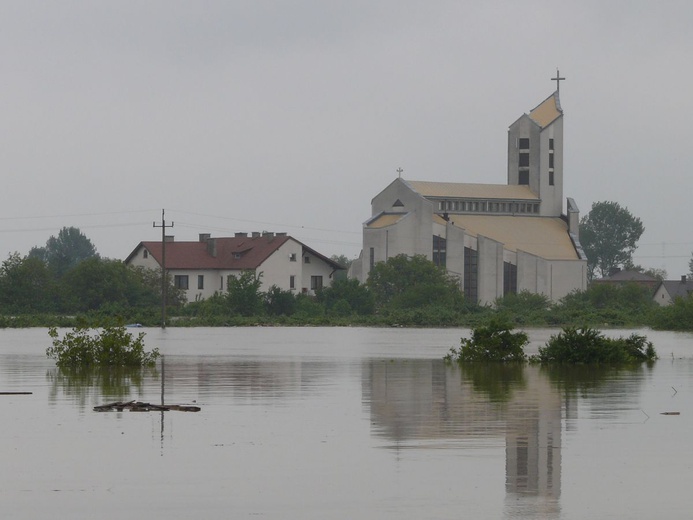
464;247;478;303
369;247;375;270
519;138;530;149
519;171;529;185
549;154;554;168
549;138;554;150
504;262;517;296
432;235;446;267
438;201;445;211
519;153;530;167
549;172;555;186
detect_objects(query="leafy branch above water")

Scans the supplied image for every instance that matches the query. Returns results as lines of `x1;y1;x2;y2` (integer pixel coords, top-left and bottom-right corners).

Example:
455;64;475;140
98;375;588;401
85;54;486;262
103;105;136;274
46;325;160;367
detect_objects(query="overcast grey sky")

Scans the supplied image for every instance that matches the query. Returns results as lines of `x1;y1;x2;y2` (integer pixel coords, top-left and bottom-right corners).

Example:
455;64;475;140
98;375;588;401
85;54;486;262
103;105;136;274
1;1;692;276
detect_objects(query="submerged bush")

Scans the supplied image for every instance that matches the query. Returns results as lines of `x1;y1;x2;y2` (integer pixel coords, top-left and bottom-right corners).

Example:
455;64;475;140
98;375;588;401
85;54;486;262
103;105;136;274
46;326;160;367
536;327;657;364
445;319;528;363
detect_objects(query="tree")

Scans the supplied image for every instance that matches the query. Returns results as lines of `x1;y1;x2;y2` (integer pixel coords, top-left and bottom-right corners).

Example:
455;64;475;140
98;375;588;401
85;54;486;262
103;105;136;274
367;254;463;309
579;201;644;280
227;271;264;316
688;253;693;281
330;254;353;281
29;226;98;277
0;253;56;312
316;278;375;315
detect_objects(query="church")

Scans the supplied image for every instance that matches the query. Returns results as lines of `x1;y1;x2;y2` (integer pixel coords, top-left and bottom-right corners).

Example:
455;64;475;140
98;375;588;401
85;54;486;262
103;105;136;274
349;87;588;304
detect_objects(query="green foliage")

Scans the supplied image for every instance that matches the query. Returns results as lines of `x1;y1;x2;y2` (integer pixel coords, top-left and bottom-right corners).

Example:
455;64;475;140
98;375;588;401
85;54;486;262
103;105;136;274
579;201;645;280
0;253;56;313
551;283;657;327
227;271;264;316
46;326;160;367
367;254;463;310
536;328;657;364
316;278;375;315
264;285;297;316
649;294;693;331
494;291;551;325
29;226;99;277
445;319;528;363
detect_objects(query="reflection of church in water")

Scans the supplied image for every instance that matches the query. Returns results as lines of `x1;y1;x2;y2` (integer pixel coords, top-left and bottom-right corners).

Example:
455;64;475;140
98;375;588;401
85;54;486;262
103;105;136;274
363;360;575;512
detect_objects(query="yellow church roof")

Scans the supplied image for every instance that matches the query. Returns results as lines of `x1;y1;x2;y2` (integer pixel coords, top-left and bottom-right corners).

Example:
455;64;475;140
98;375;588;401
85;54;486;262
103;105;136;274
528;92;562;128
367;213;406;228
406;181;538;200
450;215;578;260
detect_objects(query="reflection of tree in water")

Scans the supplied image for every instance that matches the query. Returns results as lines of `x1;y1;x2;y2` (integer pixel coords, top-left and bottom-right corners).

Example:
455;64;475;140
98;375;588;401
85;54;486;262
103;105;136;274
541;363;652;394
459;363;526;403
46;366;158;410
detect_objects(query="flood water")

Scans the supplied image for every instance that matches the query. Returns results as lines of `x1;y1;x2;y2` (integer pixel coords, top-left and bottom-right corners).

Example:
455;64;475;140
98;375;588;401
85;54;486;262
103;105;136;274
1;326;692;519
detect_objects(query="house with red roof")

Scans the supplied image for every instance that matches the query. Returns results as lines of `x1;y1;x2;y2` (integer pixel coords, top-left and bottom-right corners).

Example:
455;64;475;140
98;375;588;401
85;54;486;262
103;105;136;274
125;232;344;302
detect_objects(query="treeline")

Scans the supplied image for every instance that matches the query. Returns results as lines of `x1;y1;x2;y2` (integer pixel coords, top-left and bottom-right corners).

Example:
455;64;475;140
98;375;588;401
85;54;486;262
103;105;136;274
1;251;693;331
0;253;183;324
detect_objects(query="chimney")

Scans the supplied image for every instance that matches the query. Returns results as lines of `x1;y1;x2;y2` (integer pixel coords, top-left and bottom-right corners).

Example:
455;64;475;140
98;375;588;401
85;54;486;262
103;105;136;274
235;232;247;238
164;235;175;242
252;232;261;238
199;233;211;242
262;231;274;239
276;232;287;237
207;238;217;258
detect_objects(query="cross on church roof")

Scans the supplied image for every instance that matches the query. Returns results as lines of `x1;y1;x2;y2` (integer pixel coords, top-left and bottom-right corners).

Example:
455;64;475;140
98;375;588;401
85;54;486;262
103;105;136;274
397;167;403;178
551;69;565;93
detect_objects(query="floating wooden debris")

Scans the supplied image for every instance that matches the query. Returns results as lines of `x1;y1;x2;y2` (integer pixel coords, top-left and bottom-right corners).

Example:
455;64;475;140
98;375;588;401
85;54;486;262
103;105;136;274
1;392;32;395
660;411;680;416
94;400;201;413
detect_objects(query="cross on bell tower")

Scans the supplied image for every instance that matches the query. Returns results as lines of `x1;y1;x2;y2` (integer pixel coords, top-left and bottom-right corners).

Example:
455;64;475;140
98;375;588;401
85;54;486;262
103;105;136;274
551;69;565;93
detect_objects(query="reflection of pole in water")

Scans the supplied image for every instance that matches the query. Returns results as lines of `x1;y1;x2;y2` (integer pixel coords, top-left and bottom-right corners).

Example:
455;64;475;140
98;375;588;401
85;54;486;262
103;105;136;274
160;356;165;451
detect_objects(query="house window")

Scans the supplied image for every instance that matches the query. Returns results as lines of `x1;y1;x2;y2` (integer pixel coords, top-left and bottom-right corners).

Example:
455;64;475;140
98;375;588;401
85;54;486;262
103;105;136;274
549;153;554;169
549;138;554;150
234;253;242;259
198;275;204;290
432;235;446;267
174;275;189;290
289;253;297;262
504;262;517;296
310;275;323;291
464;247;478;303
304;256;311;264
519;138;530;149
290;275;295;290
143;250;148;259
220;276;224;290
519;171;529;185
549;172;555;186
519;153;530;167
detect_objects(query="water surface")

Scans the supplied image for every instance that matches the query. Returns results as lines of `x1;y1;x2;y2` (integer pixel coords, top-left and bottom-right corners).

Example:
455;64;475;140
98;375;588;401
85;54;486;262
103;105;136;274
1;327;692;519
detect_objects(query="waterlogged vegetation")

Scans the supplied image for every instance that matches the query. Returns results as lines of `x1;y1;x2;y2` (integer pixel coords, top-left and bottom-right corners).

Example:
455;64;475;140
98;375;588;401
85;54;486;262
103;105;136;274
46;326;160;367
445;322;658;365
1;249;693;331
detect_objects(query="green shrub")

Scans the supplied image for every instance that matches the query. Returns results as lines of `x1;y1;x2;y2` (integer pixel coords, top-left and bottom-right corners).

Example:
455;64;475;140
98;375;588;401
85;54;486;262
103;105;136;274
46;325;160;367
445;319;528;363
536;327;656;364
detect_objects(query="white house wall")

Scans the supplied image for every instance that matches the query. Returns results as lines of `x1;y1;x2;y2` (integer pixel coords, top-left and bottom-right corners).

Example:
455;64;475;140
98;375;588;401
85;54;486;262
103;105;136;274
254;240;304;293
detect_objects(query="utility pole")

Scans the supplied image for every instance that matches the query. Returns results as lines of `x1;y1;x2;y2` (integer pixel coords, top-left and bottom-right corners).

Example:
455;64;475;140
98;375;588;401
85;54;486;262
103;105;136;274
153;209;174;328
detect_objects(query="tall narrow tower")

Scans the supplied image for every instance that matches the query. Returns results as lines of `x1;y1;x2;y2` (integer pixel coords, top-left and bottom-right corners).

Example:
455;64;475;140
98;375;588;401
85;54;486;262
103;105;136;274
507;92;564;217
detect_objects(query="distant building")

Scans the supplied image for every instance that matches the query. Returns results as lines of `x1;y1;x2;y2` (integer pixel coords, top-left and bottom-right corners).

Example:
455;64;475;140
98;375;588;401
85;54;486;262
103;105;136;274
653;276;693;306
350;90;587;304
125;233;344;302
591;269;661;292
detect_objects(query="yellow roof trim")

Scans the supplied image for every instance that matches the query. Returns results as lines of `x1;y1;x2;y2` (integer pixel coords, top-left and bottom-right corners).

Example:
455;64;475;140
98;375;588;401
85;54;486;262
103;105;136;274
406;181;538;200
367;213;406;229
529;93;562;128
450;215;578;260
